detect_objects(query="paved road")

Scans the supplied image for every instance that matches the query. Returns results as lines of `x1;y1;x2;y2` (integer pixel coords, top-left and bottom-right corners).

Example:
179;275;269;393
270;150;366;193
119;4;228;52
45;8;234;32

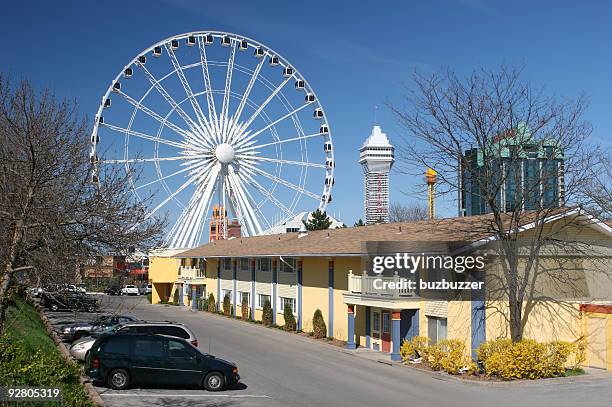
46;295;612;407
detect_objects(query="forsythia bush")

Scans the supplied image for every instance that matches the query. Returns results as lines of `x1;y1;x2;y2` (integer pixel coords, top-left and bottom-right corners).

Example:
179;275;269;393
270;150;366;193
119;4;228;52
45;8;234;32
399;339;415;361
477;338;576;380
400;336;430;362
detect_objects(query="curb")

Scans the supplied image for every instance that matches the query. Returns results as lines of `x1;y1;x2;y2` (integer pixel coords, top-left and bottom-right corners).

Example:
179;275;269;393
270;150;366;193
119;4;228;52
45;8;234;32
34;301;107;406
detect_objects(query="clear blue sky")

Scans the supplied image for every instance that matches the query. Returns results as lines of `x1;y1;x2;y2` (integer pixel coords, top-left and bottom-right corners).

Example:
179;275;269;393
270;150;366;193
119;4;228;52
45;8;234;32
2;0;611;225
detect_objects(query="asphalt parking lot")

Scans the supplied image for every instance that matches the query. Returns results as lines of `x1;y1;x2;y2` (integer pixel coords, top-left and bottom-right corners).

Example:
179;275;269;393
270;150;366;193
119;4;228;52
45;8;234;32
44;294;612;407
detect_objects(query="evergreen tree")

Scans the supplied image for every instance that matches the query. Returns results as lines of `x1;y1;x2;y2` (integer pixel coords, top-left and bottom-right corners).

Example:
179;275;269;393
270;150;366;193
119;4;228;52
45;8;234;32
262;300;273;326
312;309;327;339
241;296;249;320
284;305;297;331
223;293;232;316
207;293;216;312
353;219;365;227
303;209;332;231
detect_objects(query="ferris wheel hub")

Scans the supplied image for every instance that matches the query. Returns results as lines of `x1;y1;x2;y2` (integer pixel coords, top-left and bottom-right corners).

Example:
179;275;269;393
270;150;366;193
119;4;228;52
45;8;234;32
215;143;235;164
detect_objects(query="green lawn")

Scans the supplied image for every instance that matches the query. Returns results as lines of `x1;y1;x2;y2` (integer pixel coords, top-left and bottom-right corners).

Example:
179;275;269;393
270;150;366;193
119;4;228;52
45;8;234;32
0;296;94;406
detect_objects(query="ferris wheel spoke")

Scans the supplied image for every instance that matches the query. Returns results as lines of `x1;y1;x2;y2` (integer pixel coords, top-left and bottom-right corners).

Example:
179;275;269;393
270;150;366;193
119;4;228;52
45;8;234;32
241;161;320;201
171;164;220;247
165;44;214;142
136;62;203;136
133;159;210;192
115;89;192;140
100;155;208;164
239;131;325;152
227;167;262;236
101;123;187;149
237;155;326;169
198;36;220;140
241;76;292;132
144;168;205;220
239;169;295;219
231;169;272;230
231;55;266;128
220;42;237;141
235;103;310;148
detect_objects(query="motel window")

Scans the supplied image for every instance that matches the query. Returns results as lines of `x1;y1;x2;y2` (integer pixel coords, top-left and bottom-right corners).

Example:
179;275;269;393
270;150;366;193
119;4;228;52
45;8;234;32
278;297;296;314
258;258;271;272
382;312;390;334
372;312;381;333
239;291;250;306
281;258;296;273
222;289;232;303
223;258;232;270
257;294;271;309
239;258;250;272
427;317;447;344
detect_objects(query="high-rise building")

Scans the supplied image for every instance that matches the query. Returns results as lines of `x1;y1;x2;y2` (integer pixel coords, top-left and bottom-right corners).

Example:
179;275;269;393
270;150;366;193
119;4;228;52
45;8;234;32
359;125;395;224
459;123;565;216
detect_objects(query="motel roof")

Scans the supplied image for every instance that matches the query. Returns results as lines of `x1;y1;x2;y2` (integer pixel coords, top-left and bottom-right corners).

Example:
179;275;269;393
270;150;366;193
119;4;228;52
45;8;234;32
174;207;611;259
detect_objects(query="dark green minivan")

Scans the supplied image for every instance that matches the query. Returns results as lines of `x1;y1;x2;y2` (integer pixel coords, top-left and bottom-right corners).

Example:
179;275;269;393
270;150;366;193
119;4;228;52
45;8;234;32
86;333;239;391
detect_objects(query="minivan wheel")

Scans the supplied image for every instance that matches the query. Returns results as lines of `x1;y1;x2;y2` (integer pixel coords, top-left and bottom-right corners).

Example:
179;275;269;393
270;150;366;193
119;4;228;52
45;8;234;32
50;304;59;312
203;371;224;391
108;369;130;390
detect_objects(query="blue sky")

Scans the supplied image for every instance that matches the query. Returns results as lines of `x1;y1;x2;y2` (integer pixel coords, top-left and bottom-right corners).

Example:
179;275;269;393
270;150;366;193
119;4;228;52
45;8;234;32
2;0;611;227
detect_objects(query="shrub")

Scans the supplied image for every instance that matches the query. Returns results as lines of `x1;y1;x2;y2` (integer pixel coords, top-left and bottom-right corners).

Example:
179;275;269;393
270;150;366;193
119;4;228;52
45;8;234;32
284;306;296;332
312;309;327;339
262;300;273;326
223;293;232;316
241;297;249;320
571;338;586;369
207;293;216;312
198;297;208;311
400;338;415;362
438;339;472;375
173;288;180;304
410;336;430;359
477;338;575;380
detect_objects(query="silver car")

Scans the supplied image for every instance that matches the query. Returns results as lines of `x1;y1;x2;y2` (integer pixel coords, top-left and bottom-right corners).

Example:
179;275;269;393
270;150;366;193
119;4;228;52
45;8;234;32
69;321;198;361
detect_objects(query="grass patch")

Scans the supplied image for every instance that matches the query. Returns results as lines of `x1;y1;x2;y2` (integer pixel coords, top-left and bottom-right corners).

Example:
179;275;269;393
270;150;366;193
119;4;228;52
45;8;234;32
564;368;585;377
1;296;94;406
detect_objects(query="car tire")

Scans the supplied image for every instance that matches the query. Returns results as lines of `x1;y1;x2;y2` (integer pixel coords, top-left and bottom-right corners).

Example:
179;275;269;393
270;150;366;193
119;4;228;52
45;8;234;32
108;368;130;390
50;304;59;312
203;371;225;392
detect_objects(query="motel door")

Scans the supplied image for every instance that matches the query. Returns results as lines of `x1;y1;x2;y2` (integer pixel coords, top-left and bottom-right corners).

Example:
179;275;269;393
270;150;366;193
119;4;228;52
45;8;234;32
381;311;391;352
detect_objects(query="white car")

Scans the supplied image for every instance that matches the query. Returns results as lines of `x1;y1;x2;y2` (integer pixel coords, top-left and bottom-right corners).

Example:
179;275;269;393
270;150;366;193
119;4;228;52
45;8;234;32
120;285;139;296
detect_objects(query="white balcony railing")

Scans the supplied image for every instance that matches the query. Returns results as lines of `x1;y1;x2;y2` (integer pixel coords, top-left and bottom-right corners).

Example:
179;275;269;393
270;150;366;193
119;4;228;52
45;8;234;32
348;270;416;298
179;266;204;280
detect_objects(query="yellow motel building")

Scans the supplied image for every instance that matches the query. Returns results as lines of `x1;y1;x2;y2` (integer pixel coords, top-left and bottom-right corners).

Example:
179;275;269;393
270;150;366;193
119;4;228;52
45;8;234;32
149;208;612;370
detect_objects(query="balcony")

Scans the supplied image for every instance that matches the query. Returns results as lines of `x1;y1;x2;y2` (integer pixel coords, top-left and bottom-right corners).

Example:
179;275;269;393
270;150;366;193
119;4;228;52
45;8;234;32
344;270;419;309
178;266;204;281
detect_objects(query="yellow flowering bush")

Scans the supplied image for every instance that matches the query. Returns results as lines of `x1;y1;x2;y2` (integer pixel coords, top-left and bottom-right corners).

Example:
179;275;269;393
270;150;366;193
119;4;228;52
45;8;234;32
410;336;430;359
477;338;576;380
399;339;415;362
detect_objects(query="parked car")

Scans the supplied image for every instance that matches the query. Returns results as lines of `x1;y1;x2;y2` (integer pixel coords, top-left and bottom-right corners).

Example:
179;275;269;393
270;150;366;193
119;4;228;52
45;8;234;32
61;315;139;342
104;285;121;296
86;333;239;390
29;287;44;298
66;284;87;294
41;291;99;312
120;285;139;296
70;321;197;361
137;283;152;295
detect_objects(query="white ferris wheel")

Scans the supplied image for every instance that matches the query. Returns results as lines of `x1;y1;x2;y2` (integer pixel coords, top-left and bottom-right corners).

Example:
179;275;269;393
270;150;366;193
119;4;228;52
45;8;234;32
90;31;335;248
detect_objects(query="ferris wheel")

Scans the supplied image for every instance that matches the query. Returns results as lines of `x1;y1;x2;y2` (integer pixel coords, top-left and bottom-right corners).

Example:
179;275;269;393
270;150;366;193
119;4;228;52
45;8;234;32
90;31;335;248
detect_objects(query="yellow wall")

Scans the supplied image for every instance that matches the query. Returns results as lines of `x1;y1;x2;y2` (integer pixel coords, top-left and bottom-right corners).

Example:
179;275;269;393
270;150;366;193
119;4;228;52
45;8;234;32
149;256;181;304
301;257;330;334
583;312;612;371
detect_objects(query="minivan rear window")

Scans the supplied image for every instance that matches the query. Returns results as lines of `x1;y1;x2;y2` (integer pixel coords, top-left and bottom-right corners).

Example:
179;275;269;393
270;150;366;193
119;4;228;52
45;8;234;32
102;336;131;354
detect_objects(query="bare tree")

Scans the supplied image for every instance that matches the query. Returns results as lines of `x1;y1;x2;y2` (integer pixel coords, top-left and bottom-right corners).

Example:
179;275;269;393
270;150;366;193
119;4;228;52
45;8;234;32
389;202;429;222
0;78;165;332
389;65;607;341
